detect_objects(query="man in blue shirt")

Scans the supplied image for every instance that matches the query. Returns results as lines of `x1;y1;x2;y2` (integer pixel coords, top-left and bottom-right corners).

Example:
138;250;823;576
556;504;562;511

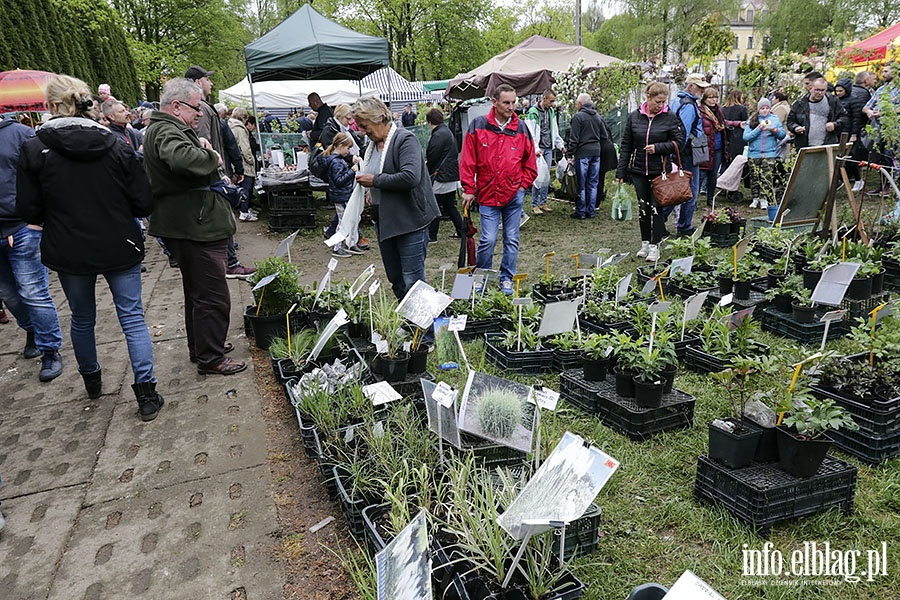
668;73;708;236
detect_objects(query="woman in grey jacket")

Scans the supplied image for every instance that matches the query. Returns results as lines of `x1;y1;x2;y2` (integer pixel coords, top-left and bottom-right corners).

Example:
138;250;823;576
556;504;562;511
353;97;441;300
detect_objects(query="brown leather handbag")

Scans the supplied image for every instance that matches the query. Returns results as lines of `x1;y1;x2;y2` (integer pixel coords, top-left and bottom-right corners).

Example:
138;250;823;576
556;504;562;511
652;145;693;207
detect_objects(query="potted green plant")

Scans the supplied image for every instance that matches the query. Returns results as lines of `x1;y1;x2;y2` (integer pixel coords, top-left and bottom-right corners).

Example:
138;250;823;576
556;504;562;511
790;286;815;324
546;330;583;371
246;257;307;349
582;332;614;381
776;393;859;477
708;356;774;468
731;259;761;300
611;332;641;398
370;290;410;382
766;273;803;313
630;340;666;408
654;330;679;393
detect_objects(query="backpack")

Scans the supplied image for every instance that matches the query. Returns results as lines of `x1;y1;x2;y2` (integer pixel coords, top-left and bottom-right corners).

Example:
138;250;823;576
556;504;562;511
308;145;328;180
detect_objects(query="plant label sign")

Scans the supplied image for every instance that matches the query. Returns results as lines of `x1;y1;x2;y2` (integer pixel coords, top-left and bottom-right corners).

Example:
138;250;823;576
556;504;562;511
683;291;709;322
349;264;376;300
274;229;300;260
718;293;733;307
530;386;560;411
640;276;659;297
363;381;402;406
616;273;632;302
251;273;278;292
661;570;725;600
537;299;579;337
421;379;463;448
600;252;629;268
451;273;475;299
398;280;453;330
474;268;500;281
669;256;694;276
376;510;431;600
649;300;672;314
310;309;349;360
692;220;706;241
374;339;389;354
368;279;381;296
811;261;860;306
729;306;755;330
448;315;467;331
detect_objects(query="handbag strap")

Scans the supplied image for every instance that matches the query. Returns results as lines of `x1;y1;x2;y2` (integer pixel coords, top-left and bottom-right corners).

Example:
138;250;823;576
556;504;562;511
671;144;684;171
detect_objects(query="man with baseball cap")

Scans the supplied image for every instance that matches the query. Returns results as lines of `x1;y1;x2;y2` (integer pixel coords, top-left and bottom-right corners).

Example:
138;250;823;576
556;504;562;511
183;65;255;279
667;73;709;237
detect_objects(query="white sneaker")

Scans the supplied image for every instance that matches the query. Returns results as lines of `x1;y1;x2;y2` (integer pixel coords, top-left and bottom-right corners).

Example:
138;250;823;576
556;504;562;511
239;212;258;222
749;198;759;209
851;180;864;193
646;244;659;262
758;198;769;210
248;207;260;217
637;241;650;258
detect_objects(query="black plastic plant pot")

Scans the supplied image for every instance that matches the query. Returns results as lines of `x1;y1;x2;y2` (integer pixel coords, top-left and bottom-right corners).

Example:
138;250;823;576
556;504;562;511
718;275;733;295
846;275;873;301
632;377;664;408
748;418;779;463
773;293;793;313
407;345;431;374
767;270;787;289
733;279;752;300
872;269;885;295
730;220;743;235
712;222;731;236
582;355;609;382
247;310;305;350
614;367;635;398
776;425;833;477
708;419;764;469
802;266;822;291
661;364;677;394
792;302;817;324
378;351;410;383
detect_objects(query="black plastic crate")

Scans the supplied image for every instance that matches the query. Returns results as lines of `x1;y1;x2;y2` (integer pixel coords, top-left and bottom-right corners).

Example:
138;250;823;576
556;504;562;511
484;333;555;375
594;380;695;440
268;210;316;231
456;317;508;341
552;503;602;561
267;191;315;212
552;348;584;371
841;291;890;321
674;334;701;359
706;287;768;308
371;370;433;398
333;465;378;539
810;386;900;435
684;344;770;374
827;427;900;465
362;503;390;555
560;369;607;415
752;243;785;263
693;454;857;536
761;307;848;344
311;428;339;500
709;231;739;248
442;435;528;470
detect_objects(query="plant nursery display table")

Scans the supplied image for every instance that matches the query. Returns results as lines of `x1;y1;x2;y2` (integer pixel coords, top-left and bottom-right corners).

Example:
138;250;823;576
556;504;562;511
693;454;857;536
559;370;695;440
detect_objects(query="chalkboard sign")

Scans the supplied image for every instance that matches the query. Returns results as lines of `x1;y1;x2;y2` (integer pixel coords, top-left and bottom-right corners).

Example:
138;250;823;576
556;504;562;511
772;144;837;225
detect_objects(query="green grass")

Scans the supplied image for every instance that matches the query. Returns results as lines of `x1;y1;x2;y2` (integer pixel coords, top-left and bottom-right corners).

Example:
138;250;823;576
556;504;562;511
283;173;899;599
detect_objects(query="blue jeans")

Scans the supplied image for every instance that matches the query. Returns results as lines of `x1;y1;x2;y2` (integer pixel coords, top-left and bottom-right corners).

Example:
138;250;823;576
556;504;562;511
663;155;700;232
532;150;553;207
575;156;601;217
476;189;524;283
58;263;155;383
698;148;723;206
239;176;254;212
378;227;429;300
0;226;62;352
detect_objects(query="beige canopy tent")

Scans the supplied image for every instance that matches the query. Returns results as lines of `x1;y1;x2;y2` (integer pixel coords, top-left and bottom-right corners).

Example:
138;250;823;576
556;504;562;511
447;35;622;100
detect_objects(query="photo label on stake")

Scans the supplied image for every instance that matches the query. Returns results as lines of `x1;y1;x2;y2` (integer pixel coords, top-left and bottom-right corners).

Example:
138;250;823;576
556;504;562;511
811;262;860;306
376;510;431;600
458;371;536;453
537;299;579;337
451;273;475;299
349;264;376;300
397;280;453;330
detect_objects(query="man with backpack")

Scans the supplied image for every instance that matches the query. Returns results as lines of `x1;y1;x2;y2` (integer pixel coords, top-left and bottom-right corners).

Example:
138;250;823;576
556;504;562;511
669;74;708;237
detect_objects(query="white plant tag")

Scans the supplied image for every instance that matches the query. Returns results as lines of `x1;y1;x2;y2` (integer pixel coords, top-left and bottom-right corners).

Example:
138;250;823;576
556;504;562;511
448;315;468;331
530;386;560;411
432;382;457;408
375;340;389;354
372;421;385;439
363;381;401;406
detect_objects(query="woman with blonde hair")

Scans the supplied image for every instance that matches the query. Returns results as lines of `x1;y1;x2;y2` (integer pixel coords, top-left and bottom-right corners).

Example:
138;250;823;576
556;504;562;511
615;81;685;263
16;74;164;421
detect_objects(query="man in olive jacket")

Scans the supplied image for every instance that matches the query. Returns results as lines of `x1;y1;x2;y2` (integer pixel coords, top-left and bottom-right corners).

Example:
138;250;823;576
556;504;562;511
143;78;246;376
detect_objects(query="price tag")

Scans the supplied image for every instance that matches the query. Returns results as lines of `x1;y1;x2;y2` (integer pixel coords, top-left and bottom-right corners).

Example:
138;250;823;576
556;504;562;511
368;280;380;296
530;386;560;411
448;315;468;331
328;258;339;271
432;381;457;408
403;341;412;352
374;339;389;354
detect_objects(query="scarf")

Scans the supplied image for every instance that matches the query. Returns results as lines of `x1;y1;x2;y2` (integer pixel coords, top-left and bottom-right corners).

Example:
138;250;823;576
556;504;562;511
701;104;725;132
362;121;397;175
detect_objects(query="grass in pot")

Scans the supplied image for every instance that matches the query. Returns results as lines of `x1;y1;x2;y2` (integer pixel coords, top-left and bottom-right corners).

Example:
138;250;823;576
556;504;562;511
371;290;409;382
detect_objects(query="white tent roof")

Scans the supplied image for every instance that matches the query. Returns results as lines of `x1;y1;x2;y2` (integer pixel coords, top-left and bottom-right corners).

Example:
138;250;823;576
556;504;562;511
360;67;429;103
220;77;379;109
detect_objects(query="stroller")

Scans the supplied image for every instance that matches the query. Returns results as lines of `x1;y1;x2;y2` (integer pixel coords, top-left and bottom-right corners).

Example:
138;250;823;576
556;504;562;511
715;154;748;208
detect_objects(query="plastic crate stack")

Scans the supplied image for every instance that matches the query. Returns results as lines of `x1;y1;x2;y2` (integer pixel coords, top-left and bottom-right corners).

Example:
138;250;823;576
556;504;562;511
811;385;900;464
266;189;317;231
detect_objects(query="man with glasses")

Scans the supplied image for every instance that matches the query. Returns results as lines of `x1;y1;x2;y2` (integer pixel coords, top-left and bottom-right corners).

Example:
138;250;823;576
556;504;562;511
788;77;848;150
142;78;247;376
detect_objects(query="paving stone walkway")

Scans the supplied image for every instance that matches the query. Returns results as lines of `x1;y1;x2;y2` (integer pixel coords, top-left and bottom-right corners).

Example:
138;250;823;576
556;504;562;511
0;227;284;600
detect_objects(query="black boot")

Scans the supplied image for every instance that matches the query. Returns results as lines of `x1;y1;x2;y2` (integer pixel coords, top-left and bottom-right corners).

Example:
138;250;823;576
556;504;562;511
81;369;102;399
132;381;165;422
24;331;41;359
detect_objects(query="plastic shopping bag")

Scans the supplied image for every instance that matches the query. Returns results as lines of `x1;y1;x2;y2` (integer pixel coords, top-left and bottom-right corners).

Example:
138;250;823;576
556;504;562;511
534;155;550;189
610;185;633;221
556;157;568;182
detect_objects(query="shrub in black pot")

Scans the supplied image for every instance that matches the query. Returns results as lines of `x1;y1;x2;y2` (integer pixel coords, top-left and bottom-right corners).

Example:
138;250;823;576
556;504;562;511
776;394;859;477
247;257;308;349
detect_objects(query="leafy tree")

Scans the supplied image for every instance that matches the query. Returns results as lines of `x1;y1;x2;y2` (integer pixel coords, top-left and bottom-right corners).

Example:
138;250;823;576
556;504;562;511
761;0;862;56
689;15;735;71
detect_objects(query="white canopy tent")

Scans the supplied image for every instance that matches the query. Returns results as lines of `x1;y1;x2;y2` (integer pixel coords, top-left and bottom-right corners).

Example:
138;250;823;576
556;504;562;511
220;77;378;109
360;67;430;106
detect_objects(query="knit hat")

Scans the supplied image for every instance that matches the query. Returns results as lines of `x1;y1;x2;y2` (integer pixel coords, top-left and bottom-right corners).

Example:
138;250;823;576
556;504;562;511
98;83;110;95
757;97;771;109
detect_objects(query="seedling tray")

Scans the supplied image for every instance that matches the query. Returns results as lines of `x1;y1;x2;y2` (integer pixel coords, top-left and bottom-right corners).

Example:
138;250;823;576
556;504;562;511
840;291;890;321
553;347;584;371
456;317;508;341
761;307;848;344
442;434;528;470
372;370;433;398
560;369;607;415
484;333;555;375
693;454;857;536
333;465;379;539
552;503;603;561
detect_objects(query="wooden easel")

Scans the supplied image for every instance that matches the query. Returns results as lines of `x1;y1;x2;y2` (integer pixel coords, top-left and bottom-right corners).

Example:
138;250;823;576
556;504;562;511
817;133;869;244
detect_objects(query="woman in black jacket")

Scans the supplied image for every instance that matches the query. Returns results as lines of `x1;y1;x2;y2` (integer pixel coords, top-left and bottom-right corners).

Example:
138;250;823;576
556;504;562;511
425;109;463;242
615;81;685;263
16;74;163;421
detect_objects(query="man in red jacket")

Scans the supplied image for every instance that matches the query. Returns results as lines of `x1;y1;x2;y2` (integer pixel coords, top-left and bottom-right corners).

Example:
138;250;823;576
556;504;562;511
460;84;537;295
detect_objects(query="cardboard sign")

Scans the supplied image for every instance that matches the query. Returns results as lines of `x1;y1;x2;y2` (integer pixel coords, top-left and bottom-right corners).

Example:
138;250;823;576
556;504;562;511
641;276;659;297
811;262;860;306
729;305;756;330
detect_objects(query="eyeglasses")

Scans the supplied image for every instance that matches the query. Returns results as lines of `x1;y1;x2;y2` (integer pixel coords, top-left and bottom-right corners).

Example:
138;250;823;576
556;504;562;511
178;100;203;113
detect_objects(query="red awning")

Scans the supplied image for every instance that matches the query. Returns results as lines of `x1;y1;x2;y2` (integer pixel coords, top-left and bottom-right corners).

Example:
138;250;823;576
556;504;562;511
837;23;900;66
